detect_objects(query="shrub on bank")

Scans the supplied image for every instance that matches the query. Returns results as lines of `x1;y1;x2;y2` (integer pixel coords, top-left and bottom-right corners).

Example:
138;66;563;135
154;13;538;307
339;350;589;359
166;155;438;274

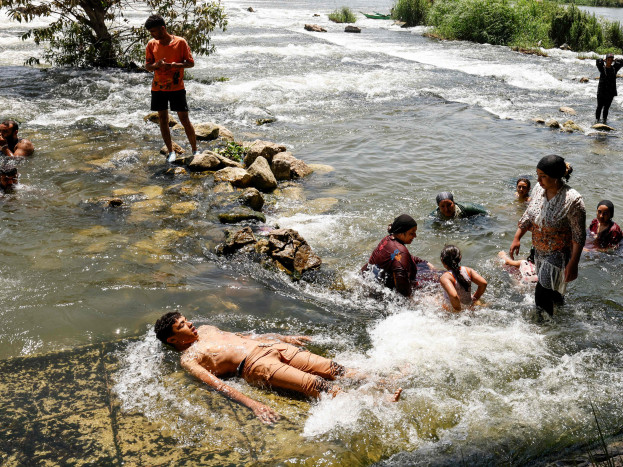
425;0;623;53
392;0;431;26
328;7;357;23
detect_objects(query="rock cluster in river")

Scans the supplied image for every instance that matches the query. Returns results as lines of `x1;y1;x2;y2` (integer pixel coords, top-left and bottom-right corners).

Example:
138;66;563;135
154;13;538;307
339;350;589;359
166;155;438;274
219;226;322;279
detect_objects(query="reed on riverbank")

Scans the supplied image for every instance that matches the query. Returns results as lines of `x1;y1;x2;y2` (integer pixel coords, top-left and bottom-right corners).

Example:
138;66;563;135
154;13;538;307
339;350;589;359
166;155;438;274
328;7;357;23
396;0;623;53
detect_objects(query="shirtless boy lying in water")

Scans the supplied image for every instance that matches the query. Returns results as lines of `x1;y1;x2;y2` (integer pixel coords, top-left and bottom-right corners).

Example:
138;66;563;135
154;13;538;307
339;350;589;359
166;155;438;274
155;312;401;424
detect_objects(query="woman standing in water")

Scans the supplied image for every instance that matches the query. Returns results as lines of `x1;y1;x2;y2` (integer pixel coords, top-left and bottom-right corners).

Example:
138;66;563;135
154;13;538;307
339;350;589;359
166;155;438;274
509;155;586;316
587;200;623;249
362;214;430;298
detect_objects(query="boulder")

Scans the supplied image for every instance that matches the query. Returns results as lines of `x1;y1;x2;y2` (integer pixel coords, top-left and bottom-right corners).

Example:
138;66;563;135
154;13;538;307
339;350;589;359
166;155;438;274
563;120;582;132
592;123;615;131
247;6;254;12
160;142;185;155
217;126;235;142
238;187;265;211
144;112;178;127
214;167;252;187
271;152;312;180
307;163;334;174
247;156;278;191
194;122;220;141
345;26;361;33
559;106;577;115
546;119;560;129
243;139;287;167
580;77;590;83
256;118;276;126
223;226;257;253
213;182;234;193
215;153;244;169
218;207;266;224
189;151;221;171
305;24;327;32
268;229;321;273
532;117;546;124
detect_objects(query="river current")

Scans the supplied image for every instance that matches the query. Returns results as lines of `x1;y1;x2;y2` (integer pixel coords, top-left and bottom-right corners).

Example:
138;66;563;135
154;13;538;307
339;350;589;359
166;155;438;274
1;0;623;464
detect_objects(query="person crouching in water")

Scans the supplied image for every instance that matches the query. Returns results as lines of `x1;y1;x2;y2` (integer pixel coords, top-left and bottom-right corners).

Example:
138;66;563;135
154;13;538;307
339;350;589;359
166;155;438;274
361;214;431;298
439;245;487;312
588;200;623;249
498;247;537;284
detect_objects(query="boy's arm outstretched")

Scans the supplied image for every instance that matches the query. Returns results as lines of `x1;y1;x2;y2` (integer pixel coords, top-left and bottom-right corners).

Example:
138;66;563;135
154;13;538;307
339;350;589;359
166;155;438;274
181;357;280;425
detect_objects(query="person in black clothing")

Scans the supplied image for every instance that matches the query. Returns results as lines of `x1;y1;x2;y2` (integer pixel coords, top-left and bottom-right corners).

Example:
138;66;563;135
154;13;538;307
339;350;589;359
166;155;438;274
596;53;623;123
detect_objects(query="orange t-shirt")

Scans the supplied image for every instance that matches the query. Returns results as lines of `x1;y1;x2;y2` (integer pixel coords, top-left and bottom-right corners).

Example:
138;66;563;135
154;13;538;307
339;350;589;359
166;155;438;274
145;36;194;92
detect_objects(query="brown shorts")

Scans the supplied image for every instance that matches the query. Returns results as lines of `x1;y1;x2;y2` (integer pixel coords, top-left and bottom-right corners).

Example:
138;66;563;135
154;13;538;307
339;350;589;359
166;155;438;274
241;343;344;398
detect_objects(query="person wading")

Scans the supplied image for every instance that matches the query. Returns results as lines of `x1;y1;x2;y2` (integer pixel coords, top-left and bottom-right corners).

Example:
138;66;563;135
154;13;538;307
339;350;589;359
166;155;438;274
595;53;623;124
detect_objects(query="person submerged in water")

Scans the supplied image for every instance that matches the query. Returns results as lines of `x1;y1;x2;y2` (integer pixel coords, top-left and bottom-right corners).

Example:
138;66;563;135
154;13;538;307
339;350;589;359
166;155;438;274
498;248;537;284
439;245;487;312
0;120;34;158
362;214;433;298
516;178;531;203
587;200;623;249
432;192;487;220
155;312;402;425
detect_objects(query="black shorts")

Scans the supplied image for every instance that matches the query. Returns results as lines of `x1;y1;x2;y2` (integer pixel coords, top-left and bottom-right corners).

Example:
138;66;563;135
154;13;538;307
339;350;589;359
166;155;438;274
150;89;189;112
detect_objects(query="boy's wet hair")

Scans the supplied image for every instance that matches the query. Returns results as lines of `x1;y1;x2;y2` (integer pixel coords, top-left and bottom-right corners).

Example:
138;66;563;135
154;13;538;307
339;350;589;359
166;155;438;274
1;120;18;132
516;178;531;190
145;15;166;30
155;311;181;343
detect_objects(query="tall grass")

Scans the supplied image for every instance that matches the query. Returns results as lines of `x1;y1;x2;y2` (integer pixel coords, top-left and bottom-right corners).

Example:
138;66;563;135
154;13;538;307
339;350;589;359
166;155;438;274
424;0;623;53
328;7;357;23
392;0;430;27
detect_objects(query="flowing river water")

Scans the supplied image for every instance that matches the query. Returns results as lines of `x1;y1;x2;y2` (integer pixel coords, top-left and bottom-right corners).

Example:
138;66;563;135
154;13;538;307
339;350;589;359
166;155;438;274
2;0;623;464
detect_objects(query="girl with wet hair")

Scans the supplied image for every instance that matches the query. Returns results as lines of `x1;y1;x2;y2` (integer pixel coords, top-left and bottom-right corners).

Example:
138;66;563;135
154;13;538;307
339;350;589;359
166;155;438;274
439;245;487;312
362;214;432;298
516;178;531;203
588;200;623;249
509;155;586;316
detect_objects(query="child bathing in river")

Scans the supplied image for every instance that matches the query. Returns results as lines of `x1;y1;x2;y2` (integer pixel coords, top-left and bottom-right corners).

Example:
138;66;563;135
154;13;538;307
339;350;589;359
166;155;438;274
498;248;538;284
439;245;487;312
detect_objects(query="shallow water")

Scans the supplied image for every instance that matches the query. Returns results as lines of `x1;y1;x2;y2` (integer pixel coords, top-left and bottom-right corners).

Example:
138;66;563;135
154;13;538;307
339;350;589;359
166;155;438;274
2;0;623;464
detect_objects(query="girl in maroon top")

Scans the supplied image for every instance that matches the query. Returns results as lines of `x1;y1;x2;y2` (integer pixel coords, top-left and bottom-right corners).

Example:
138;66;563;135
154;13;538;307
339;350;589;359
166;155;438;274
362;214;428;298
588;200;623;249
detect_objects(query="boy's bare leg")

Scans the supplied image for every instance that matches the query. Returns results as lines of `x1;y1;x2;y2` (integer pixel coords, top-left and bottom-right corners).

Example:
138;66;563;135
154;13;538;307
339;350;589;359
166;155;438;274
158;110;173;153
177;111;197;152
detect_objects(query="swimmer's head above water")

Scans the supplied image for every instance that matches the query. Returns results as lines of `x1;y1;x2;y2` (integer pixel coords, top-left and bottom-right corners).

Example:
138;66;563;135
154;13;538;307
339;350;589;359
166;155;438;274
155;311;198;348
387;214;418;244
0;166;18;192
597;200;615;225
436;192;456;218
516;178;531;201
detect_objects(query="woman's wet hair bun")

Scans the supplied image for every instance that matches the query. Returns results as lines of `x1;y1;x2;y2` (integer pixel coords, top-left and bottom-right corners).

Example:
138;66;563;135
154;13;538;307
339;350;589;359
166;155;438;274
564;162;573;180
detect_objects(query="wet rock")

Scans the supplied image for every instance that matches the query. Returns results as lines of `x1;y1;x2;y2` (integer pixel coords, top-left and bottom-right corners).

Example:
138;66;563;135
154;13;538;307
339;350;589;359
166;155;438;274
144;112;178;127
159;142;185;155
223;226;257;253
559;106;577;115
213;182;234;193
165;166;188;176
563;120;582;132
214;167;252;187
247;156;278;191
194;122;220;141
345;26;361;33
278;185;305;201
215;153;244;169
106;197;124;207
132;199;166;212
170;201;199;215
304;197;338;214
112;188;139;196
247;6;254;12
140;186;164;199
255;238;270;255
189;151;220;171
305;24;327;32
592;123;615;131
291;158;313;178
546;119;560;129
256;118;276;126
532;117;546;124
313;13;320;17
271;152;312;180
238;187;265;211
580;76;590;83
217;126;235;142
218;207;266;224
307;163;334;174
268;228;321;274
243;139;287;167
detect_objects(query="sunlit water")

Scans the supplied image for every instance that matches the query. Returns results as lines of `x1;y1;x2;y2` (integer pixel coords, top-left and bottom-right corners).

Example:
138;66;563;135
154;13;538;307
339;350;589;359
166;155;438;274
2;0;623;464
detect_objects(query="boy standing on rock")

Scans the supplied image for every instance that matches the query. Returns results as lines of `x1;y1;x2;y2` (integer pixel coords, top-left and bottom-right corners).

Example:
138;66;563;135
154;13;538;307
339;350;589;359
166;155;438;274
144;15;198;163
596;53;623;124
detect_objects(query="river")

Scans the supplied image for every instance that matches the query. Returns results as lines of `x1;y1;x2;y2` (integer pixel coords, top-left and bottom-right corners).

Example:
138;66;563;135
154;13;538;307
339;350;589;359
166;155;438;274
1;0;623;464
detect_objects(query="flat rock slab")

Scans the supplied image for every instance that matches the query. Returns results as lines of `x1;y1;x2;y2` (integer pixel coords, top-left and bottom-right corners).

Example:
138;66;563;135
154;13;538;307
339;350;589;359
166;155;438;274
592;123;616;131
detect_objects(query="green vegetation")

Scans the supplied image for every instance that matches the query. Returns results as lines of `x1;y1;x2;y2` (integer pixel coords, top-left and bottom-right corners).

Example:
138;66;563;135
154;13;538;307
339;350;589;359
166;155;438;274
217;142;246;163
328;7;357;23
392;0;431;26
420;0;623;53
2;0;227;68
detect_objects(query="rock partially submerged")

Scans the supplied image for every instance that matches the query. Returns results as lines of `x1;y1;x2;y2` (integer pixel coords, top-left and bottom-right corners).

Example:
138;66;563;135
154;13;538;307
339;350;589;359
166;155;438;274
160;142;185;155
563;120;582;132
243;139;287;167
592;123;615;131
559;106;577;115
271;152;313;180
345;26;361;33
305;24;327;32
238;187;264;211
546;119;560;129
218;207;266;224
144;112;178;127
194;122;220;141
214;167;252;187
247;156;278;192
188;151;220;171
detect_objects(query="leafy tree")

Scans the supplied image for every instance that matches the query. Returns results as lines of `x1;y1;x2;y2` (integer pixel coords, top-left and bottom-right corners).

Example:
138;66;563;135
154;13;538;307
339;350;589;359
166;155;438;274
2;0;227;68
